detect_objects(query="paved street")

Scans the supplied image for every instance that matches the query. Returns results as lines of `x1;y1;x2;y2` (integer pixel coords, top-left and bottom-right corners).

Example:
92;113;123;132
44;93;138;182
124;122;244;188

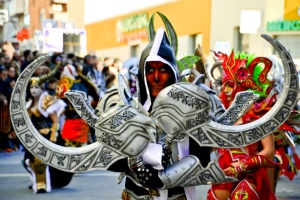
1;146;300;200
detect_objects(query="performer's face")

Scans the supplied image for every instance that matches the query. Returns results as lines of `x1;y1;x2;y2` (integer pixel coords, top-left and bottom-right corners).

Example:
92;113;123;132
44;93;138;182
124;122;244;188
30;85;43;97
223;81;235;101
146;61;172;98
0;69;7;81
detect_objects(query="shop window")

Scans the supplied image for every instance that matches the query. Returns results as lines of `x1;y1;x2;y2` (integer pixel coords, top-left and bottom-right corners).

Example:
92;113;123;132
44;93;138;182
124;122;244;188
275;35;300;60
130;45;138;57
233;27;249;53
191;34;202;53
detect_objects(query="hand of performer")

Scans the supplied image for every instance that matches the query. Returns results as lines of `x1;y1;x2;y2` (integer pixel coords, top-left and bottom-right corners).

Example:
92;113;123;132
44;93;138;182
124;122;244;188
223;162;240;178
162;145;172;168
50;132;57;143
288;161;297;173
135;164;163;189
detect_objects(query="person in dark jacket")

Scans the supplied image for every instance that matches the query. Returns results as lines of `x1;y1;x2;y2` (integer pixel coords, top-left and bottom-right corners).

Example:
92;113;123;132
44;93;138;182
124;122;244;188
20;50;33;72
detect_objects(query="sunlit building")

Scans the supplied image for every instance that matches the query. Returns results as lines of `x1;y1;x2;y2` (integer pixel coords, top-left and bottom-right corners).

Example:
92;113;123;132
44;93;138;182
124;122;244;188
85;0;300;67
2;0;85;55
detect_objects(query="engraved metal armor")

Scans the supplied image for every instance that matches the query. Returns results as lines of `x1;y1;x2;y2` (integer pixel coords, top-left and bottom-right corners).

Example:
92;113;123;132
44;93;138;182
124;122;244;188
151;33;299;148
158;155;236;189
9;35;299;178
66;75;157;159
94;103;156;158
215;91;260;125
123;155;236;190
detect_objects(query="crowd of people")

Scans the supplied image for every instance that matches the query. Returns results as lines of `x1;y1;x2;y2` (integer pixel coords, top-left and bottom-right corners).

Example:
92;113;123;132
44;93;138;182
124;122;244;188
0;41;136;193
0;41;127;153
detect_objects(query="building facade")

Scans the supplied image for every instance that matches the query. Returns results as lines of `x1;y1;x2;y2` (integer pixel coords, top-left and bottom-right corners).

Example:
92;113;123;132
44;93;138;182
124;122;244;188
85;0;300;67
85;0;212;61
2;0;85;53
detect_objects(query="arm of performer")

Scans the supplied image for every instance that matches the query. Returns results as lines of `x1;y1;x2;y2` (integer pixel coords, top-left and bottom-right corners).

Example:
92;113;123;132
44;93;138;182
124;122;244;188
224;134;278;177
49;111;59;143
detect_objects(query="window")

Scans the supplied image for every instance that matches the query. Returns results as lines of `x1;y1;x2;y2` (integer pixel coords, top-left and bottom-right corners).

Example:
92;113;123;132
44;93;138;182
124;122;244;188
130;45;138;57
191;33;202;53
233;27;249;52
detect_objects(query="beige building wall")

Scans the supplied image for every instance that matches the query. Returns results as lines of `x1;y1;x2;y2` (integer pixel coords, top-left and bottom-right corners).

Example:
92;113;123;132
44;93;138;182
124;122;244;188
210;0;285;60
94;35;198;62
68;0;85;29
85;0;212;62
87;0;295;65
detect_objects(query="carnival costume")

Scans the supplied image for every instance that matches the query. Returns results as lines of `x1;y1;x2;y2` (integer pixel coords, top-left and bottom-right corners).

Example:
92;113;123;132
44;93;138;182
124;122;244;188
273;120;300;190
56;63;99;147
9;13;299;200
22;68;69;193
266;56;300;190
208;51;284;200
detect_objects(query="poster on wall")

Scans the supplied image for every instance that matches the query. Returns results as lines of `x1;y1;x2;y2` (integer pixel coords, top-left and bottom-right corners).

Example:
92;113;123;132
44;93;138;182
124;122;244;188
43;28;87;56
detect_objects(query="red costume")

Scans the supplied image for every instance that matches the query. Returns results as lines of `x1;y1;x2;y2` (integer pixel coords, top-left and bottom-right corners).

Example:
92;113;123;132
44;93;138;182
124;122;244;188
208;51;280;200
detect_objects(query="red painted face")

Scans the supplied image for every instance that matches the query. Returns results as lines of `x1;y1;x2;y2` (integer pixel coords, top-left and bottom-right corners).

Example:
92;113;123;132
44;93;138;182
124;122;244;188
146;61;172;98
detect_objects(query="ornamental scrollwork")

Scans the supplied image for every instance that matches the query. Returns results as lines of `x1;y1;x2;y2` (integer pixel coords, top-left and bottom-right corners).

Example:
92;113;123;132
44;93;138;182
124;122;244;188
11;100;20;109
37;146;48;157
107;109;136;129
13;117;25;127
227;134;241;145
55;155;66;167
245;129;263;141
186;110;210;129
167;88;208;110
99;149;113;166
25;134;33;143
71;155;82;165
98;132;123;148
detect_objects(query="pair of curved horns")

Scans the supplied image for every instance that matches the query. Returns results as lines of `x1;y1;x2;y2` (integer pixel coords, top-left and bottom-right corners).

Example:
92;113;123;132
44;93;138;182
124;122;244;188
147;12;178;56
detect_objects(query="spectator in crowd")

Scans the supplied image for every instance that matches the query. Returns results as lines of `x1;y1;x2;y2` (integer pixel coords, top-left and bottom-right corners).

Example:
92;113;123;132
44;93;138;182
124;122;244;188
2;41;15;61
102;57;117;89
20;50;33;72
112;58;121;72
82;54;93;76
46;77;58;96
11;52;22;76
5;65;17;106
0;52;6;66
0;66;14;152
32;50;39;60
50;53;63;80
7;65;18;82
0;66;9;106
3;54;12;69
87;55;106;98
64;53;77;66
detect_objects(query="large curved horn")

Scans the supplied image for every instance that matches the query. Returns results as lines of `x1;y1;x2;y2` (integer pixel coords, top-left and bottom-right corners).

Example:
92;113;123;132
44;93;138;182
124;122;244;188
215;91;260;125
117;73;133;106
147;12;178;56
210;61;223;81
157;12;178;56
193;44;208;80
147;12;155;42
37;62;60;85
10;55;124;173
151;35;299;148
